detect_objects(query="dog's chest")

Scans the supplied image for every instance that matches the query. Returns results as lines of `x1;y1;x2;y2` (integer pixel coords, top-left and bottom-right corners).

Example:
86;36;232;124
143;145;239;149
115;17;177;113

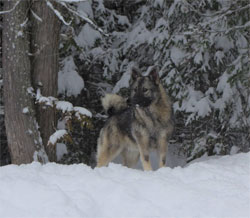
135;107;164;132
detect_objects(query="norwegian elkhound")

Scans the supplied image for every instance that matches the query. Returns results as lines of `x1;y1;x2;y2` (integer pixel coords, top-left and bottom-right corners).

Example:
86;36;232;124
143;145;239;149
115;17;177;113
96;66;174;170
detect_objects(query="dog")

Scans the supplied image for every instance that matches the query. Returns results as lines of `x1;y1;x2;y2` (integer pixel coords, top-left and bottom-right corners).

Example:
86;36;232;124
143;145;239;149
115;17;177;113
96;66;174;170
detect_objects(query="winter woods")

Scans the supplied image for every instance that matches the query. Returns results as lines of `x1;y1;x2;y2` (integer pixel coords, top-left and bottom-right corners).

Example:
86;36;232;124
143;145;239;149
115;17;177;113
0;0;249;166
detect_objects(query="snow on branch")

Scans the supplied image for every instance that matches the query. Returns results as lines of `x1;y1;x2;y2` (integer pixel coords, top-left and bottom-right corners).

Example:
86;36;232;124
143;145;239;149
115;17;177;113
31;9;43;22
56;0;87;2
48;129;72;147
28;87;92;120
185;2;250;18
1;0;107;37
55;0;108;37
0;0;21;15
193;20;250;35
195;4;250;29
35;89;92;118
46;0;72;26
27;88;93;147
74;107;92;119
225;21;250;34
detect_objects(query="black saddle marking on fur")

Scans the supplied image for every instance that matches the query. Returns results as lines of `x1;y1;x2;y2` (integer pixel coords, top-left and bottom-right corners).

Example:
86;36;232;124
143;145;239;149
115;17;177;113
107;106;128;117
107;107;115;116
116;107;135;142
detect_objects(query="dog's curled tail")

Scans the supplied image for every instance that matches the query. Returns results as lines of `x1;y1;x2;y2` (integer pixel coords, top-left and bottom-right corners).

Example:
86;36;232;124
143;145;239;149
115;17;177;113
101;94;128;116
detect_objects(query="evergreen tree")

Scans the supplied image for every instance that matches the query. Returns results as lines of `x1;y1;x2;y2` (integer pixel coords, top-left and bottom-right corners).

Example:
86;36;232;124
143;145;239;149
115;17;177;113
64;0;249;163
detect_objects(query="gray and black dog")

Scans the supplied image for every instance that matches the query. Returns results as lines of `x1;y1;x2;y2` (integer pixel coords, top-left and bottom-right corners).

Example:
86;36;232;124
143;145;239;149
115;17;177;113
96;67;174;170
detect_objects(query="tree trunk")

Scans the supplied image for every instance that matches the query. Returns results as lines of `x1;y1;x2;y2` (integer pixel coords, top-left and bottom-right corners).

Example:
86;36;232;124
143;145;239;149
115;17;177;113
31;1;61;162
3;0;48;164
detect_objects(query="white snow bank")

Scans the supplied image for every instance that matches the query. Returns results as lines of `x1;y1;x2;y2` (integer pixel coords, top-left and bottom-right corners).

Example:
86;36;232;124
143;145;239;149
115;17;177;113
0;153;249;218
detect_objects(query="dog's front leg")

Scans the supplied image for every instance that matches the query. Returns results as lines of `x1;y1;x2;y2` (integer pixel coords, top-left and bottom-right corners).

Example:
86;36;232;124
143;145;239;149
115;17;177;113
134;130;152;171
139;145;152;171
158;131;168;168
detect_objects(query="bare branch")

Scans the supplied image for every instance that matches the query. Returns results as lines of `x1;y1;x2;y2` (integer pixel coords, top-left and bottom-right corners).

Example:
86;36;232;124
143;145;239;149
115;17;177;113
0;0;21;15
31;9;43;22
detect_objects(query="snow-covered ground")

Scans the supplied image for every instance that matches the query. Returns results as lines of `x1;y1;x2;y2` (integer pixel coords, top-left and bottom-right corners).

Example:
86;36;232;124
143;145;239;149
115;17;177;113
0;152;249;218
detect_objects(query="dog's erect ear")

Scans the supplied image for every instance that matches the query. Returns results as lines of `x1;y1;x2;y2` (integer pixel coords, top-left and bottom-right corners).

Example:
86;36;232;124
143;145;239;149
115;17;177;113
130;67;141;82
148;66;159;84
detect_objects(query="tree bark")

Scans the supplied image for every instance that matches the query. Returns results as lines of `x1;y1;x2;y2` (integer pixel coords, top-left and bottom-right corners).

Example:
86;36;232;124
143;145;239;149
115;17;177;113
31;1;61;162
3;0;48;164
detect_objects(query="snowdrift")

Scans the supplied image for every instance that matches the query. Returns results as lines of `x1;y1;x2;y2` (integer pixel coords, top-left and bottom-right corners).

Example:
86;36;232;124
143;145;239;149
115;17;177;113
0;152;249;218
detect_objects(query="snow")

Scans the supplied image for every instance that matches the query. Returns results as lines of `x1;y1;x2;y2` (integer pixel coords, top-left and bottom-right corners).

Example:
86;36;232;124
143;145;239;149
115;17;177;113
230;145;240;155
31;9;43;22
22;107;29;114
56;143;68;161
236;33;248;49
196;97;211;117
46;0;72;26
216;72;233;106
33;149;49;164
125;22;152;50
168;0;180;18
35;89;57;107
77;1;93;19
56;101;74;113
75;23;102;48
58;0;88;2
174;86;213;123
112;68;131;93
0;152;249;218
0;0;21;15
215;50;224;65
48;129;68;146
214;35;234;52
58;56;85;97
194;50;203;64
117;15;130;26
74;106;92;118
170;46;186;65
153;0;164;8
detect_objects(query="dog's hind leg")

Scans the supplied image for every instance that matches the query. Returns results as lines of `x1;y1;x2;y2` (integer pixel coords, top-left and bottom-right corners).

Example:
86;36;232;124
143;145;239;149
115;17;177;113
122;147;140;168
96;134;123;168
96;144;123;167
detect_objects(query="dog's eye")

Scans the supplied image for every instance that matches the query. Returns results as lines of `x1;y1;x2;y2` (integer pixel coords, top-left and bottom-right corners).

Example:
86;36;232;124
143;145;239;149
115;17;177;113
143;88;148;93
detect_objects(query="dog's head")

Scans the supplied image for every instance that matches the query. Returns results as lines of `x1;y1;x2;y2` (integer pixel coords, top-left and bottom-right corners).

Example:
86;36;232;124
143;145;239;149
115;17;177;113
129;66;160;107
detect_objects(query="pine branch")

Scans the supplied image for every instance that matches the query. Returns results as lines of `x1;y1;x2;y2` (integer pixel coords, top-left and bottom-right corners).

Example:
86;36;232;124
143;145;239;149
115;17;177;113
55;0;109;37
